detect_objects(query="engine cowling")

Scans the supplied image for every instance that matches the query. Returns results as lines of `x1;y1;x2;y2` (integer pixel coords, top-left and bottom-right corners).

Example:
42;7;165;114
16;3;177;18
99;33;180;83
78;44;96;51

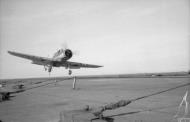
65;49;72;60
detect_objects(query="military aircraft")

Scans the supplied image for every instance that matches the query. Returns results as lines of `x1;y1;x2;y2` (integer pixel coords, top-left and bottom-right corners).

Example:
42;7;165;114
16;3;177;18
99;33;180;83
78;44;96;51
8;48;102;75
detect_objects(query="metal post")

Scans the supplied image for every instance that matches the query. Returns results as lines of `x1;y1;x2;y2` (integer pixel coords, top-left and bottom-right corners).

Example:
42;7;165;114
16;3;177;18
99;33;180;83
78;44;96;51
54;79;57;86
174;91;189;118
73;76;76;90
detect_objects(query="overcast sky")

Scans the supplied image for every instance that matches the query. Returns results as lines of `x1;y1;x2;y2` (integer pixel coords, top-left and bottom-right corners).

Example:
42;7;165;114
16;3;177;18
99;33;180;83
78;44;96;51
0;0;189;79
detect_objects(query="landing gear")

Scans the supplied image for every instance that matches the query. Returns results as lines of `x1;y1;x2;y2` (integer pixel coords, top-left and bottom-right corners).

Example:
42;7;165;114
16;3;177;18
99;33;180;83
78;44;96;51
48;66;52;73
44;65;47;71
69;70;72;75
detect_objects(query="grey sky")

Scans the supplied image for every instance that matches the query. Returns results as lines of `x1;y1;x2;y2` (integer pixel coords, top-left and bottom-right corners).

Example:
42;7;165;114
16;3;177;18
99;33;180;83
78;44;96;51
0;0;189;79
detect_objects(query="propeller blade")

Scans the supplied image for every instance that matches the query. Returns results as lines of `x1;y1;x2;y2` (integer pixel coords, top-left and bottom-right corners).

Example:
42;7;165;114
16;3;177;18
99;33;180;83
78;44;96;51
60;42;79;56
61;42;68;50
72;50;79;55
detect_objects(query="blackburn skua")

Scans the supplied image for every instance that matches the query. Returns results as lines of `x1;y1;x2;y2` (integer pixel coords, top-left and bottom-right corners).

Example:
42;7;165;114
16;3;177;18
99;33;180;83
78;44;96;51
8;48;102;75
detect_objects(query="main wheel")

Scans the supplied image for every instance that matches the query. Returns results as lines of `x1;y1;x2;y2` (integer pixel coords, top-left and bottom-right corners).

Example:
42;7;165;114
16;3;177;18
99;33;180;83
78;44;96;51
69;70;72;75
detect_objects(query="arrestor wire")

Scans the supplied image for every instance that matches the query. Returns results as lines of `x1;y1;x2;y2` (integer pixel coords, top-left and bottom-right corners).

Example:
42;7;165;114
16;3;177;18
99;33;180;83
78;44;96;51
91;82;190;118
131;82;190;102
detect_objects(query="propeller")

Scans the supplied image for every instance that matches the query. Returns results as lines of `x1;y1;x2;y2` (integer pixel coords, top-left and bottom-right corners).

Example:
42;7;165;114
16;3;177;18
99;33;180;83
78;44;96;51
61;42;68;50
72;50;79;56
60;42;79;56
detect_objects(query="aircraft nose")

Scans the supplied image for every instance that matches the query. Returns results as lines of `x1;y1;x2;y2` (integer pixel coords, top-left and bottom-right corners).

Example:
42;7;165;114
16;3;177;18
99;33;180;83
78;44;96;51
65;49;72;59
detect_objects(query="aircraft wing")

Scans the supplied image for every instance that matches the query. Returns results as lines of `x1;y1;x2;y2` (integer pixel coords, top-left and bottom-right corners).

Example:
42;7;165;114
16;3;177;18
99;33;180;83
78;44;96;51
66;61;103;69
8;51;53;65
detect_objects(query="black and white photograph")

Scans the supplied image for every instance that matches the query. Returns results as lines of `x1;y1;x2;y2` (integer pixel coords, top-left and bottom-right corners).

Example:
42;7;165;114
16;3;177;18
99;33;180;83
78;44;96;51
0;0;189;122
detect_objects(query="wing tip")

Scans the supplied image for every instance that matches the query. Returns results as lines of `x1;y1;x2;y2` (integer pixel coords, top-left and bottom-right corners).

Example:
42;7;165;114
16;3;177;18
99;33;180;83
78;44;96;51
8;51;17;55
7;51;13;54
7;51;20;56
95;65;103;68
